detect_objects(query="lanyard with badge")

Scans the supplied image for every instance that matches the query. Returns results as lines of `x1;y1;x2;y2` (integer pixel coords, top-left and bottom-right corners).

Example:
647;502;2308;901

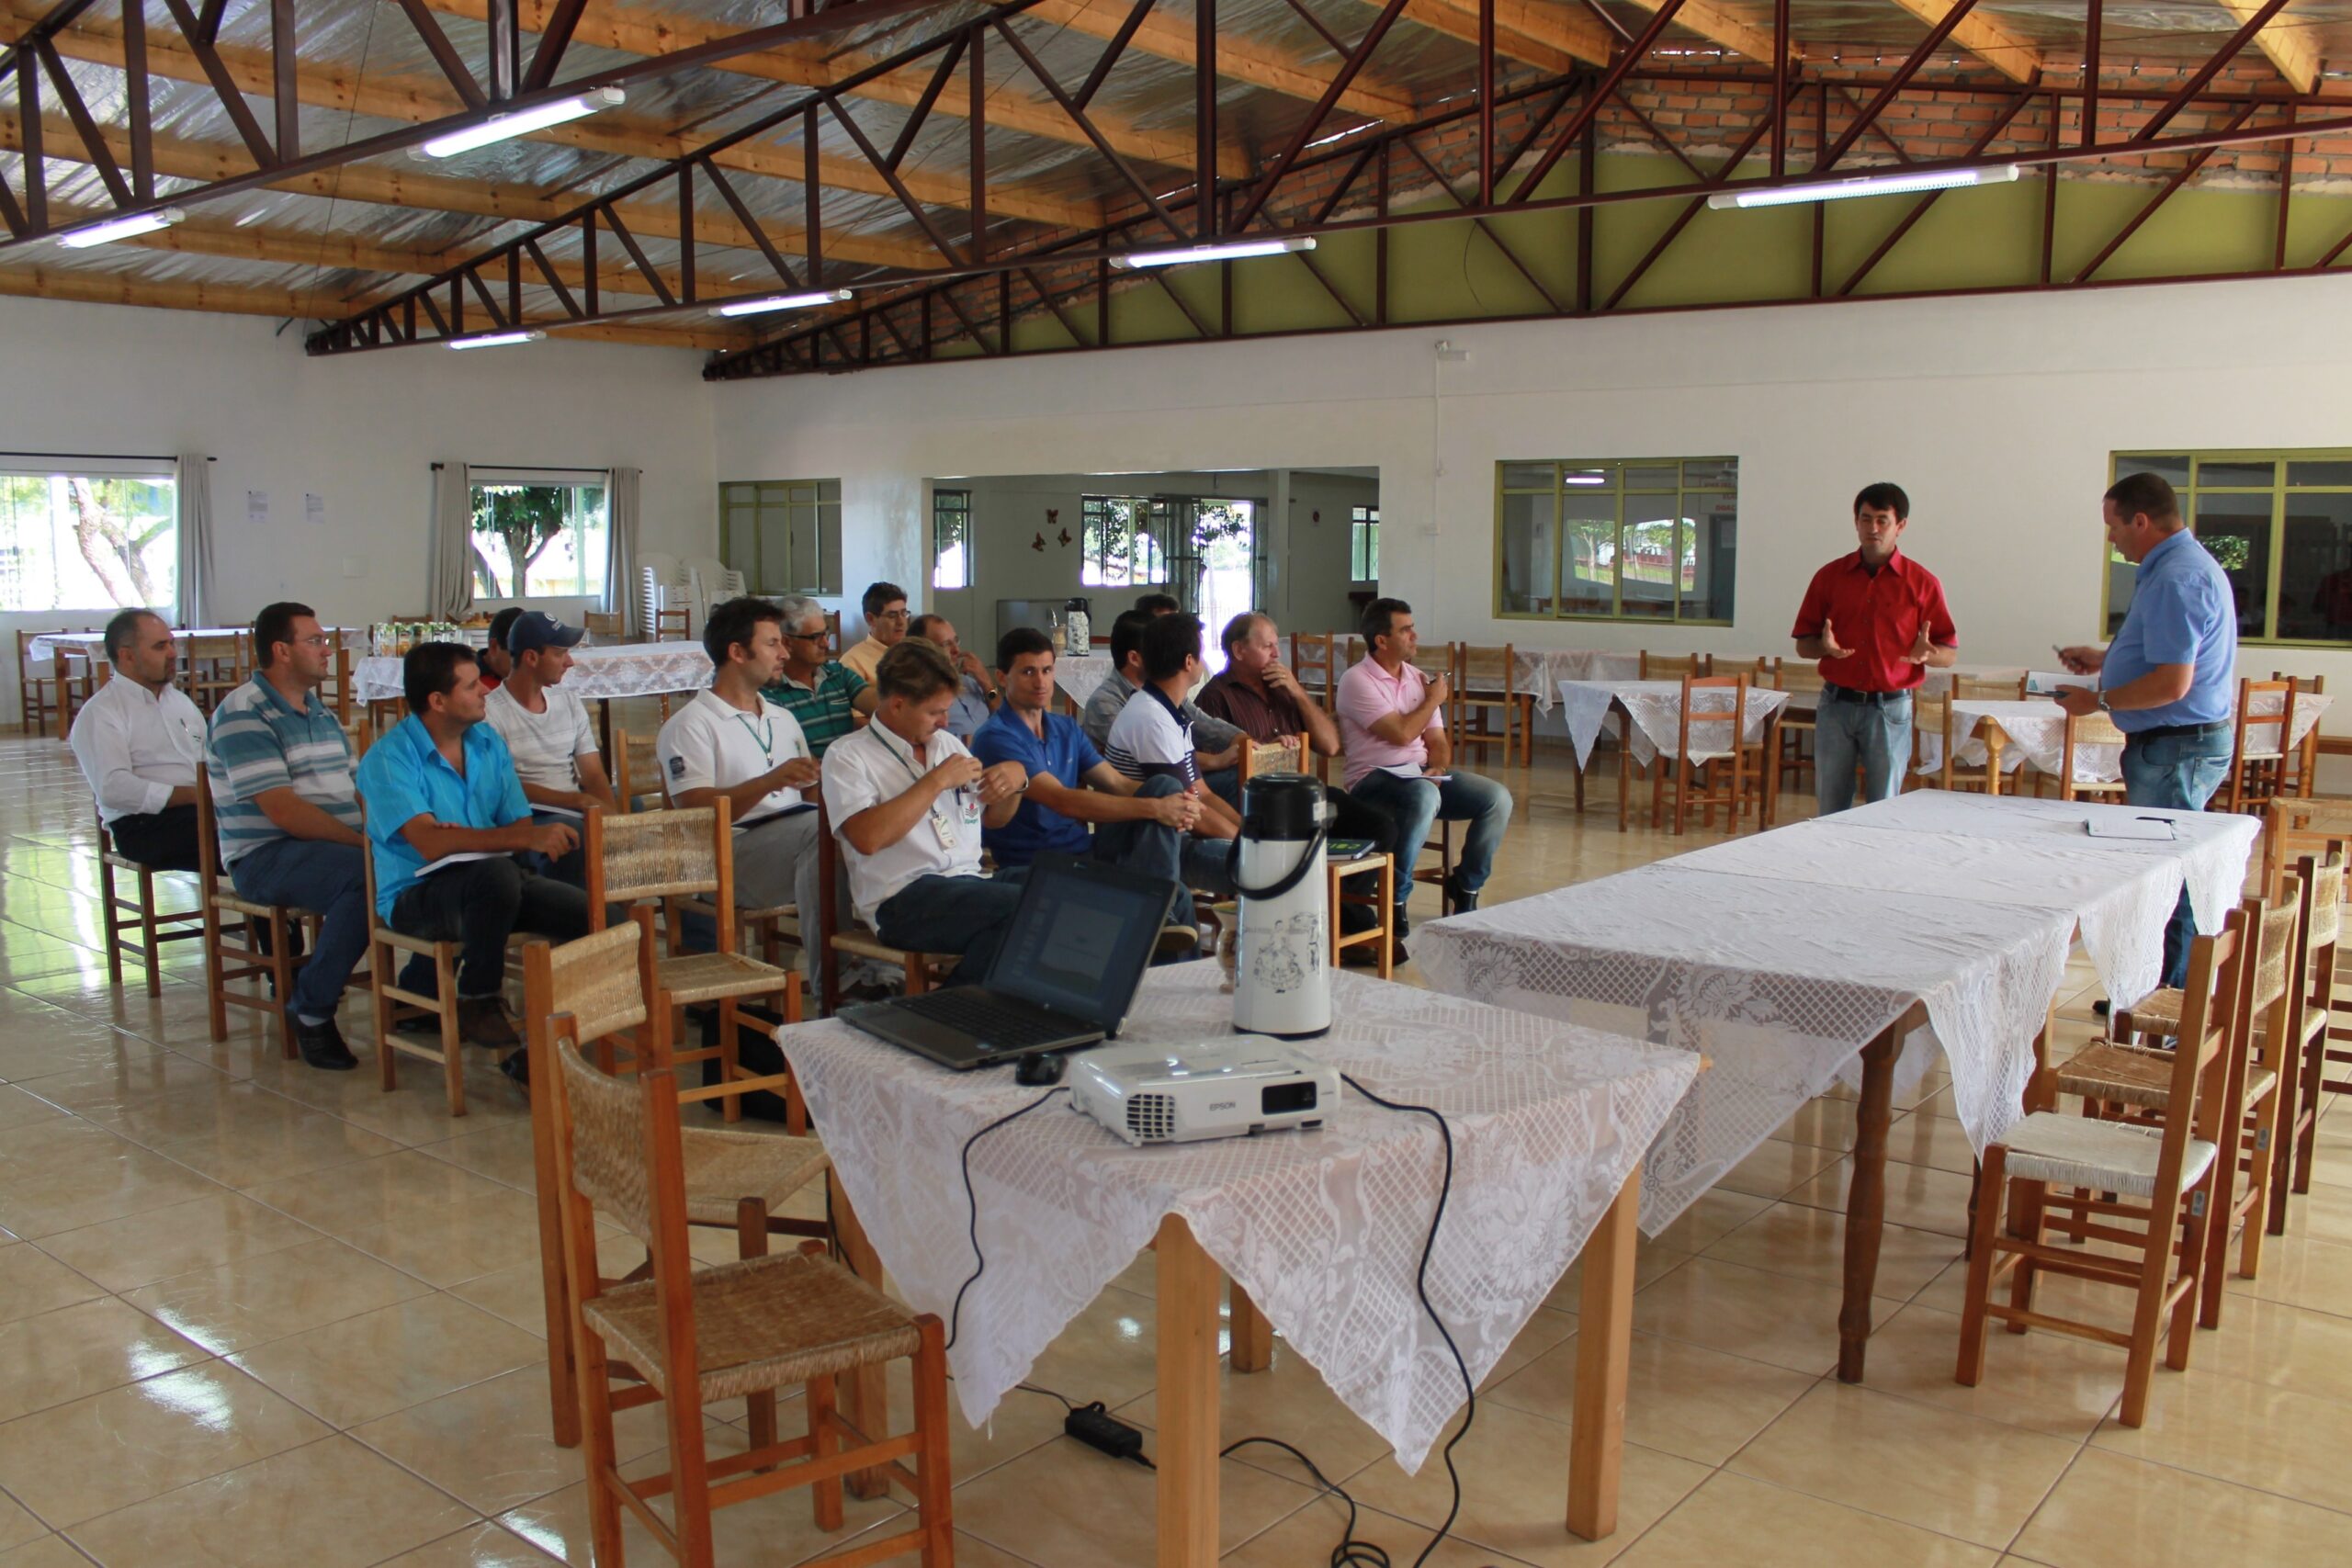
883;728;974;848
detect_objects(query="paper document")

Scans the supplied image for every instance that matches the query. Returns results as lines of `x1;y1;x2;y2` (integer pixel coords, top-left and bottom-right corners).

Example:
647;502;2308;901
2085;817;2176;841
417;850;502;875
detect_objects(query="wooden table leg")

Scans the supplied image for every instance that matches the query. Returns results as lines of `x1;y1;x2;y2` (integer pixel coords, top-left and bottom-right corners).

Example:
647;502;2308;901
1566;1162;1639;1542
829;1169;894;1500
1838;1019;1905;1382
1156;1213;1220;1568
1227;1279;1272;1373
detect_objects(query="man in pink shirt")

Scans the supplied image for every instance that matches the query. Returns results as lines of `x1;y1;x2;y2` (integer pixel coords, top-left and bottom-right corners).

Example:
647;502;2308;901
1337;597;1513;934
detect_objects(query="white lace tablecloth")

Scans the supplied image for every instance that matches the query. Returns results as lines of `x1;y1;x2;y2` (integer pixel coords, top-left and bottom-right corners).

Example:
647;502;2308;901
352;639;712;703
775;964;1695;1472
1412;790;2256;1234
1558;679;1792;770
28;626;368;663
1914;692;2331;784
1518;651;1644;713
1053;653;1117;710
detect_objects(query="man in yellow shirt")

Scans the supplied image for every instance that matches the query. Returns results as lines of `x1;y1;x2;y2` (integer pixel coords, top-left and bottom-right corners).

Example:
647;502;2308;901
841;581;908;682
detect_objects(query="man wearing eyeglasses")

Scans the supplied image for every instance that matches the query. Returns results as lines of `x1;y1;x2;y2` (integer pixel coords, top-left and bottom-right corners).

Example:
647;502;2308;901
840;581;910;683
761;594;876;761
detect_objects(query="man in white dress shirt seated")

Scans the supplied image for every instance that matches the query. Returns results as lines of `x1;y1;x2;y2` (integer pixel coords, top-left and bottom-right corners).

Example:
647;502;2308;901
658;596;826;935
481;611;618;886
70;609;206;869
820;638;1030;982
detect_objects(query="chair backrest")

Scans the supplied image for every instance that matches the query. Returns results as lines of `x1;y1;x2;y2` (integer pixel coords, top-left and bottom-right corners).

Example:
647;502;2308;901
2154;909;2248;1177
1410;639;1459;683
1238;732;1306;784
193;766;230;892
582;802;729;921
2235;677;2296;761
2302;848;2345;954
612;728;665;813
1458;644;1515;695
2059;711;2129;795
1679;673;1749;760
1717;655;1780;686
1642;652;1703;680
2248;886;2301;1019
822;609;842;653
1777;662;1825;694
581;610;624;638
539;926;671;1251
1952;674;2026;699
1289;632;1337;714
2273;671;2324;694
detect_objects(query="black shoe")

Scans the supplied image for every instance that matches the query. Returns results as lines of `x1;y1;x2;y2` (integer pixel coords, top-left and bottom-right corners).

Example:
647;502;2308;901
1394;909;1410;941
499;1049;530;1089
1444;876;1481;915
293;1015;358;1071
2091;998;2111;1018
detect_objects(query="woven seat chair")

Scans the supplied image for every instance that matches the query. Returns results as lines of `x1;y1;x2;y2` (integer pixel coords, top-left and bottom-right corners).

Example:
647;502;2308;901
1288;631;1338;714
2050;710;2131;803
1956;909;2249;1427
1455;644;1527;769
1654;674;1762;836
538;936;952;1567
2272;671;2324;799
2283;850;2347;1230
582;801;803;1127
195;769;331;1058
2219;677;2298;816
812;795;959;1017
524;924;832;1454
1614;652;1702;830
621;731;803;972
95;800;205;998
1774;663;1824;795
2063;888;2299;1326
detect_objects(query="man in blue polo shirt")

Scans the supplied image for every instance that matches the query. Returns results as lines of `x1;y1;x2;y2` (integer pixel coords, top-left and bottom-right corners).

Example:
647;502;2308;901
356;642;590;1052
975;626;1232;923
2057;470;2238;990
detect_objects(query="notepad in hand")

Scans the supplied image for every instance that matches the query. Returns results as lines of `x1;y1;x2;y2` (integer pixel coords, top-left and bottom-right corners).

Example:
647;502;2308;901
2086;817;2176;841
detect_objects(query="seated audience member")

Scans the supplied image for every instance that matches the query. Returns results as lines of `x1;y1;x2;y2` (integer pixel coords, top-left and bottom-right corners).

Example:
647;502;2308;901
480;607;522;692
356;643;589;1050
1135;592;1180;616
71;609;205;871
1080;610;1243;804
975;627;1231;923
1199;611;1399;952
207;602;372;1070
1337;597;1512;930
909;612;1001;741
1104;614;1247;856
820;639;1030;982
840;581;909;682
481;611;617;886
761;594;875;759
661;595;826;929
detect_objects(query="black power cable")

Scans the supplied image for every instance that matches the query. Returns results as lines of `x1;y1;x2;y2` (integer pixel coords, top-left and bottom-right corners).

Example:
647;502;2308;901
945;1086;1068;1350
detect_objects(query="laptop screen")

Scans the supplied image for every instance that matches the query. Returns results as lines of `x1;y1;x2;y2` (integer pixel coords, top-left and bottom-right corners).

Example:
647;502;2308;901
988;854;1179;1028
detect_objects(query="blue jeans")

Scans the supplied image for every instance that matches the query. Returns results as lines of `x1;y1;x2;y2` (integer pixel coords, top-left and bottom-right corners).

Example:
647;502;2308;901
875;869;1032;986
1814;690;1913;816
2120;726;2235;988
1091;775;1234;927
227;837;370;1022
1350;767;1513;909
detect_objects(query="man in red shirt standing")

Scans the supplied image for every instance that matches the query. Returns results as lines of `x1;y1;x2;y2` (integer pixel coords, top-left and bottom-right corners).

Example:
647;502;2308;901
1790;482;1959;815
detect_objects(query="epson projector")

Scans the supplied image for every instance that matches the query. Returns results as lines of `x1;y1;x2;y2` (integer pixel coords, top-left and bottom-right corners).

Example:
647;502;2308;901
1070;1037;1340;1146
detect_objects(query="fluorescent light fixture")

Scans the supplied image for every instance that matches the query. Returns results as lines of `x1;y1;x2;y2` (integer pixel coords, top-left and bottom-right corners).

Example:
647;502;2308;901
416;87;626;159
712;288;854;318
1563;475;1608;485
58;207;186;248
1109;235;1316;270
447;329;546;350
1705;164;2020;209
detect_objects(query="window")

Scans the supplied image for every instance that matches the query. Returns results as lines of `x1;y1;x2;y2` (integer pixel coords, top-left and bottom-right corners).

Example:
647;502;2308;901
933;488;972;591
0;462;178;613
1496;458;1736;624
469;473;607;598
718;479;842;596
1351;504;1380;582
1081;495;1171;587
2105;451;2352;645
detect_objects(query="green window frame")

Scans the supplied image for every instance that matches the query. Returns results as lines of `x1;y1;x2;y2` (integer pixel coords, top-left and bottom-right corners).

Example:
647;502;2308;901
932;488;972;591
1494;458;1737;626
1350;504;1379;583
718;478;842;596
2103;450;2352;647
1081;495;1171;586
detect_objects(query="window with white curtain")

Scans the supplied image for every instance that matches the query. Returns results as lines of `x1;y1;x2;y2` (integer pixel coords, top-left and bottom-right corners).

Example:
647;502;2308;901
468;468;610;599
0;456;178;613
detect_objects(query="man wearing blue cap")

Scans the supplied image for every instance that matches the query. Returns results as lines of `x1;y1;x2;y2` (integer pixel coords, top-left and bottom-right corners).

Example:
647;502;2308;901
483;610;618;886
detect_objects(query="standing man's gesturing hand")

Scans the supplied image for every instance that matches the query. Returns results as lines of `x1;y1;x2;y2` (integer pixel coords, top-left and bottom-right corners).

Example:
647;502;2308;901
1818;617;1854;661
1905;621;1934;664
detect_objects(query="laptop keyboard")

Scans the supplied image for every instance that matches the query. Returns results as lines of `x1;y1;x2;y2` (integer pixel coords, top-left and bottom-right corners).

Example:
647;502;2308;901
895;990;1080;1050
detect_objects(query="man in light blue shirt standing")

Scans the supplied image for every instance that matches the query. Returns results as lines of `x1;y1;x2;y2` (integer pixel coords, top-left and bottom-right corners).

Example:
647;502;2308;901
2056;471;2238;990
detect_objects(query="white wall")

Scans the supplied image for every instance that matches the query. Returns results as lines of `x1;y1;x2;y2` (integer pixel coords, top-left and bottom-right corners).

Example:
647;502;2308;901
0;295;716;716
711;274;2352;732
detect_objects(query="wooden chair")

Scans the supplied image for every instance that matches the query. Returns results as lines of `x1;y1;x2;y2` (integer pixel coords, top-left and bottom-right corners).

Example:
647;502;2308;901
185;629;252;714
361;804;469;1116
17;627;89;738
1654;674;1758;836
2272;671;2324;799
581;801;804;1127
2219;677;2299;816
195;770;319;1059
2264;796;2352;903
523;923;831;1451
1289;632;1338;715
2052;711;2132;803
1612;653;1705;829
581;610;624;638
537;931;954;1567
1455;644;1528;769
1410;639;1463;746
1774;663;1824;795
822;609;842;655
613;728;667;814
812;795;958;1017
95;801;205;998
1956;911;2246;1427
1928;690;2011;796
2280;849;2344;1235
2082;889;2297;1326
652;603;693;643
1951;673;2029;700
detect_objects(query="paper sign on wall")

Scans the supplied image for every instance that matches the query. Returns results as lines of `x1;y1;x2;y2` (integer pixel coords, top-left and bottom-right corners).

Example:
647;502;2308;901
305;493;326;528
246;490;268;527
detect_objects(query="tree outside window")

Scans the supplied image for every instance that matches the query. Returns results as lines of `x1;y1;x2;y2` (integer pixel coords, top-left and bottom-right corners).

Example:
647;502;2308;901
469;481;608;598
0;471;177;613
1351;504;1380;582
1082;495;1170;586
933;489;972;590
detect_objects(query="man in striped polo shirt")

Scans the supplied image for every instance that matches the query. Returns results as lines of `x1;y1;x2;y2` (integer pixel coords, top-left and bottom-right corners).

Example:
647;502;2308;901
762;594;876;759
206;602;369;1071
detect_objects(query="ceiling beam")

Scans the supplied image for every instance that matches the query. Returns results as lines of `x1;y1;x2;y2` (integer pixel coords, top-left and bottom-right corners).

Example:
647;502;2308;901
1352;0;1608;73
0;108;945;271
0;3;1102;229
418;0;1248;176
2216;0;2321;92
1023;0;1416;119
1883;0;2041;83
1614;0;1795;66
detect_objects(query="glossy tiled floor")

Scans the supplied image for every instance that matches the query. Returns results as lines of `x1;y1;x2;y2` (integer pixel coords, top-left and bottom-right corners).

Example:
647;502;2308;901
0;726;2348;1567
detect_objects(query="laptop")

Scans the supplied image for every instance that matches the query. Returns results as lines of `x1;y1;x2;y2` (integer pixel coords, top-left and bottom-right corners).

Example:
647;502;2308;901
840;853;1181;1069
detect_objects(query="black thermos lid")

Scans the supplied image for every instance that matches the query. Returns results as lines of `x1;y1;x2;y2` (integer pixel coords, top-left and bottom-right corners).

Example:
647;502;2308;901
1240;773;1324;840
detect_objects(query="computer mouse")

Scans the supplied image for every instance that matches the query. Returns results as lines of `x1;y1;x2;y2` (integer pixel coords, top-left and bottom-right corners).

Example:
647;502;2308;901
1015;1052;1067;1087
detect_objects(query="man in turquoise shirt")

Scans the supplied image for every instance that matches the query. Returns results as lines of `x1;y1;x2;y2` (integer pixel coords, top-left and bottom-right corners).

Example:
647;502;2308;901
356;642;590;1052
2056;470;2239;989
